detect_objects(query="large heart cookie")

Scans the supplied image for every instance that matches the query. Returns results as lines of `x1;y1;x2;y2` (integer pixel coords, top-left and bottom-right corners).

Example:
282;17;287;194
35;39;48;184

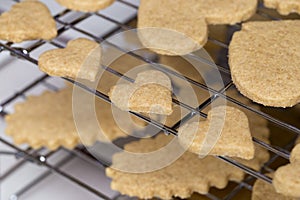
229;20;300;107
55;0;115;12
106;134;246;199
178;106;255;160
38;38;101;81
273;144;300;198
0;1;57;43
109;70;173;115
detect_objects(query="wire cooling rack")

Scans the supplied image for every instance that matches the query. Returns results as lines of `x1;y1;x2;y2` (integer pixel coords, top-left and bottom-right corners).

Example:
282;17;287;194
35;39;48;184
0;0;299;199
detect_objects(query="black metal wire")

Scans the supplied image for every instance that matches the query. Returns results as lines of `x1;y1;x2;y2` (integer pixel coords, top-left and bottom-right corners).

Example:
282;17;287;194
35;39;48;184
0;1;299;200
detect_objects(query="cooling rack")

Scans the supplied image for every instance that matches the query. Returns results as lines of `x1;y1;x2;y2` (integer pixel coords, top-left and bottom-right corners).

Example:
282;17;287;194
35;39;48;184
0;0;299;199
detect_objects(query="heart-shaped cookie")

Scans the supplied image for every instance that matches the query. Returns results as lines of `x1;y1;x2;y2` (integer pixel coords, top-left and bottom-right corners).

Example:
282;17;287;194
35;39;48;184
273;144;300;198
55;0;115;12
109;70;173;115
38;38;101;81
0;1;57;43
178;106;255;160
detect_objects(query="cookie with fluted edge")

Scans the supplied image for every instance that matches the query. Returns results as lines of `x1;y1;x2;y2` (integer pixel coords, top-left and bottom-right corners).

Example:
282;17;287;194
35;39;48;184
106;134;246;199
55;0;115;12
0;1;57;43
178;106;255;159
229;20;300;107
5;86;127;150
273;144;300;198
252;173;297;200
109;70;173;115
264;0;300;15
39;38;101;81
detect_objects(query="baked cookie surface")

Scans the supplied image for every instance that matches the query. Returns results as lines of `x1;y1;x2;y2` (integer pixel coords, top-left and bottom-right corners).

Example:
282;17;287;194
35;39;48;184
264;0;300;15
0;1;57;43
229;20;300;107
55;0;115;12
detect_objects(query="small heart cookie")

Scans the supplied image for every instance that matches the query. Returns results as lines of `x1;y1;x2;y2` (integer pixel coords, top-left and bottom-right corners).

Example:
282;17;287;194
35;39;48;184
178;106;255;160
38;38;101;81
109;70;173;115
273;144;300;198
0;1;57;43
55;0;115;12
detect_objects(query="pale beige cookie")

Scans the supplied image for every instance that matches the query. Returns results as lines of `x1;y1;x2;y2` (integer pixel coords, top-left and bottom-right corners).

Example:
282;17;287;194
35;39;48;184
229;20;300;107
137;0;207;56
224;90;270;170
197;0;258;25
273;144;300;198
137;0;257;55
252;173;297;200
5;86;126;150
273;164;300;198
290;143;300;163
178;106;255;160
39;38;101;81
264;0;300;15
55;0;115;12
106;134;245;199
109;70;173;115
0;1;57;43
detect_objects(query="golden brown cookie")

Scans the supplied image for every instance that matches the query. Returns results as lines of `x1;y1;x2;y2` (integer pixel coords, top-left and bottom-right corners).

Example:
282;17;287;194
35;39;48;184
39;38;101;81
252;173;297;200
109;70;173;115
106;134;245;199
5;86;127;150
0;1;57;43
273;144;300;198
137;0;257;55
137;0;207;56
178;106;255;159
264;0;300;15
197;0;258;25
229;20;300;107
290;143;300;163
55;0;115;12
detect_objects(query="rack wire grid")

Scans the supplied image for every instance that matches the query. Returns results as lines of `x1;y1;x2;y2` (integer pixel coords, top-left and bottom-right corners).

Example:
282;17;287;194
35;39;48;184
0;0;300;199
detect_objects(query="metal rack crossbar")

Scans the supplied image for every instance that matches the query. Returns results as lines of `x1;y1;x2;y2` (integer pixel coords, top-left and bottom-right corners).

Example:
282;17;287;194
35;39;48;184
0;0;299;199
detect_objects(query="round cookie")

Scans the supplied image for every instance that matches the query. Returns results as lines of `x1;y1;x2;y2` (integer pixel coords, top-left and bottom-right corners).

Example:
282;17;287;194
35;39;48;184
229;20;300;107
